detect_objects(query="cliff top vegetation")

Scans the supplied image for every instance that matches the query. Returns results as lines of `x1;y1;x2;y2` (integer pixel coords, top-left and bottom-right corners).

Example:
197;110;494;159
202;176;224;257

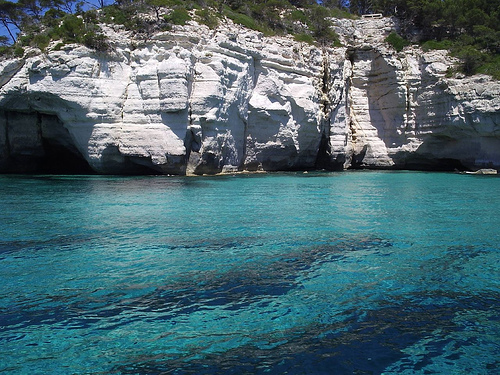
0;0;499;78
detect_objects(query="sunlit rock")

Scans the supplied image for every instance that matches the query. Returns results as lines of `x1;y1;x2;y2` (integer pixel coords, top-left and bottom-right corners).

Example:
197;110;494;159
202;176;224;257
0;17;499;174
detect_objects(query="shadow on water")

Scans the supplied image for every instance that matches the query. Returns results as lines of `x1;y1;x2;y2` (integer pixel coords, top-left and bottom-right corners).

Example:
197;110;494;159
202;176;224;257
0;236;391;332
0;234;94;259
1;234;498;374
112;290;500;375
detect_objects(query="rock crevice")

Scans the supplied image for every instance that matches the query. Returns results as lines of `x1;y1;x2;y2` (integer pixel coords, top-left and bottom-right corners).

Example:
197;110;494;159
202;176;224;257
0;18;499;174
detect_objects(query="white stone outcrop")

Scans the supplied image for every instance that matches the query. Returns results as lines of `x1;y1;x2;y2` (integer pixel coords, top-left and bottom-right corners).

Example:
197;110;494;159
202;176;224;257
0;17;499;174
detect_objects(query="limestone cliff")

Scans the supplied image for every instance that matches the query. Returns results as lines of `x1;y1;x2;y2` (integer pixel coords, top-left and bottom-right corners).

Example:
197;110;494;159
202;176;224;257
1;17;499;174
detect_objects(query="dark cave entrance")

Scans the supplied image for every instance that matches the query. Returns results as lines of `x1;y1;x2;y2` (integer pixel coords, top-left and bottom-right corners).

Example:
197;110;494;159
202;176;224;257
1;110;95;174
39;138;95;174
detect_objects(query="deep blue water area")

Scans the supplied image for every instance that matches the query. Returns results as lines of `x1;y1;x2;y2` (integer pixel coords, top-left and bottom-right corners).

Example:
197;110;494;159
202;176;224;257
0;171;499;374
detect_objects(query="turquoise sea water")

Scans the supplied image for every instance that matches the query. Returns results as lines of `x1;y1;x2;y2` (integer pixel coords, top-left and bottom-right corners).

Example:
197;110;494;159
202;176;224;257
0;171;499;374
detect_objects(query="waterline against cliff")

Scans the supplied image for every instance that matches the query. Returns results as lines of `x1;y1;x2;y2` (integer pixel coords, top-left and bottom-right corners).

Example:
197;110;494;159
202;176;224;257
1;171;499;374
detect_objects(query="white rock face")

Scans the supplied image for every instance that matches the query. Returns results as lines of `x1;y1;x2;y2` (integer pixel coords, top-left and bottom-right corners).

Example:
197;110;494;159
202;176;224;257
0;17;499;174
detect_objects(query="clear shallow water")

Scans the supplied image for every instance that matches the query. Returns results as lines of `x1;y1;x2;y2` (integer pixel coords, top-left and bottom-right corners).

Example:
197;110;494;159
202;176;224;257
0;171;499;374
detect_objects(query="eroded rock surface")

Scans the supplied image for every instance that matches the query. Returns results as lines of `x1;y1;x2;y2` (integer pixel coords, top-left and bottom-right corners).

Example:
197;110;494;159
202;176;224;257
1;17;499;174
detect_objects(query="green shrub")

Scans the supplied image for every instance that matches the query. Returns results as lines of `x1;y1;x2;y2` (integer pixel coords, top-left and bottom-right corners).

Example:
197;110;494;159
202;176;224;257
309;5;341;46
195;8;219;29
385;32;410;52
14;46;24;57
225;0;244;11
53;42;65;51
19;34;34;47
58;14;85;43
37;12;110;52
329;7;356;19
0;46;12;56
249;1;284;31
32;34;51;51
225;10;258;30
294;33;315;45
421;39;453;52
165;8;191;25
82;32;109;52
316;28;342;46
83;10;99;25
419;31;499;80
291;10;307;23
454;45;486;75
456;33;475;47
477;55;500;80
163;0;185;6
42;8;66;28
472;25;499;54
102;5;130;26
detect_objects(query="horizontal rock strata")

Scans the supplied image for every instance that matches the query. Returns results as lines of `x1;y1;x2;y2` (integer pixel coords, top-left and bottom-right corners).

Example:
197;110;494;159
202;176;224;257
0;17;499;174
